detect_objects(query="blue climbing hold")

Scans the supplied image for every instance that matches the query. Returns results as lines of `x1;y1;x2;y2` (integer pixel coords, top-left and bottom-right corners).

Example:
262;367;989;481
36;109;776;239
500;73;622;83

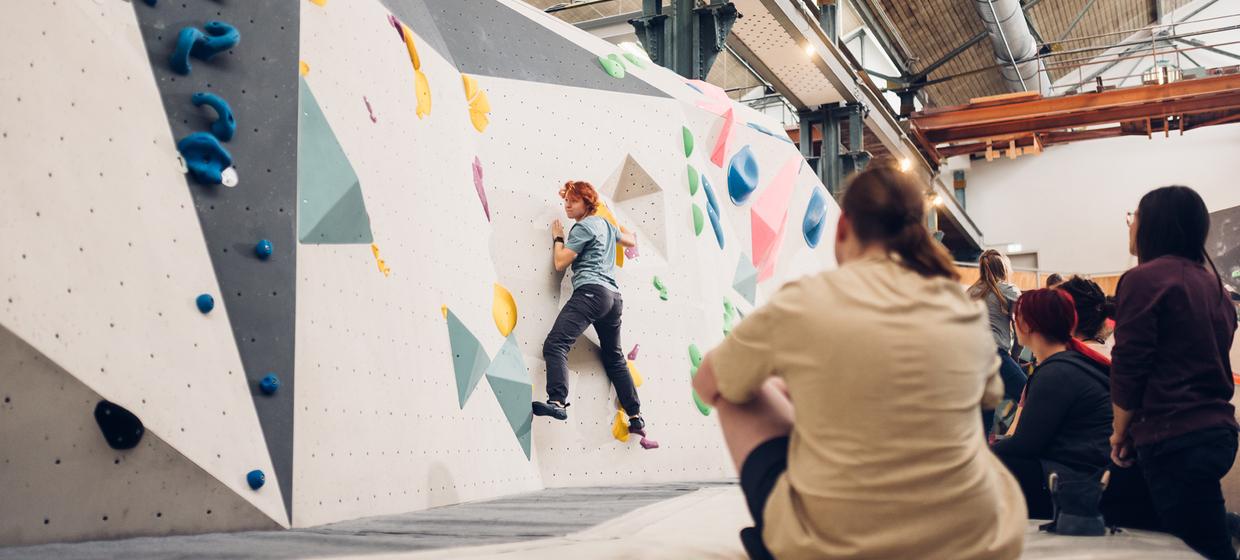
802;188;828;248
728;146;759;205
260;373;280;395
191;92;236;142
170;21;240;75
144;0;157;5
177;132;233;185
255;239;273;260
701;176;725;249
196;293;215;314
246;469;265;490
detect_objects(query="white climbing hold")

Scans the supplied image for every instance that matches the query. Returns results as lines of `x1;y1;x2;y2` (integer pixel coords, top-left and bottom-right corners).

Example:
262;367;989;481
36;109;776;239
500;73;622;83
220;167;239;187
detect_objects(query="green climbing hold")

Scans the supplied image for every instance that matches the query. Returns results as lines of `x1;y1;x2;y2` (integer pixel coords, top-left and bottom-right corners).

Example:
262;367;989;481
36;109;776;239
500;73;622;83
653;276;669;301
1232;269;1240;279
598;54;626;79
622;52;647;69
688;344;711;415
692;388;713;416
723;299;738;336
687;165;700;195
682;126;694;157
692;204;705;236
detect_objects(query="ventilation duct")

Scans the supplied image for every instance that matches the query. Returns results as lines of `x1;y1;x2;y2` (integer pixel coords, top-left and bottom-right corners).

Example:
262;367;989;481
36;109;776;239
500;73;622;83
973;0;1050;95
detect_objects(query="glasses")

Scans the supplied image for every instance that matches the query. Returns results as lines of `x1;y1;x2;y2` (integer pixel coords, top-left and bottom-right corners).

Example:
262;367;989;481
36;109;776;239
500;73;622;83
1126;212;1135;226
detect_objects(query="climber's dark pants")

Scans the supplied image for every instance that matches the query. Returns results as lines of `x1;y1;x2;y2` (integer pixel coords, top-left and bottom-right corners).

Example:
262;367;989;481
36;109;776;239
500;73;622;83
542;284;641;415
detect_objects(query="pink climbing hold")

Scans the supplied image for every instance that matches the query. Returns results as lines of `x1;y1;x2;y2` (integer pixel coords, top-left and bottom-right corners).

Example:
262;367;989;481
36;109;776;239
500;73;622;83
630;427;659;450
751;155;802;282
627;344;639;361
472;156;490;221
624;244;639;260
364;96;377;123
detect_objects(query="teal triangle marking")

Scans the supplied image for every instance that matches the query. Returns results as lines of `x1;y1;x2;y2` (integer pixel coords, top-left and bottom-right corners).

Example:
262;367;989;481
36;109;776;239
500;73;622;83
446;310;490;408
486;335;533;458
733;254;758;305
298;76;374;244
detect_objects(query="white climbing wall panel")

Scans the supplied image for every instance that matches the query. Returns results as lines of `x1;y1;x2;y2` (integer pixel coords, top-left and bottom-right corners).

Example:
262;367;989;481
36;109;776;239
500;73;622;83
293;0;840;528
0;0;288;543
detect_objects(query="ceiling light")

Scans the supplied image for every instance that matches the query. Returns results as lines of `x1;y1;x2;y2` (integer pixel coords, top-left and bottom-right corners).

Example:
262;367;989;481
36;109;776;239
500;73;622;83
804;43;816;56
899;158;913;172
931;194;944;207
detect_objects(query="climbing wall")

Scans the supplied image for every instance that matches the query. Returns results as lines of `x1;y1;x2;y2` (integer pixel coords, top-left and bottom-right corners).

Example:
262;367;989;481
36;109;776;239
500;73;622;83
0;1;287;545
0;0;840;544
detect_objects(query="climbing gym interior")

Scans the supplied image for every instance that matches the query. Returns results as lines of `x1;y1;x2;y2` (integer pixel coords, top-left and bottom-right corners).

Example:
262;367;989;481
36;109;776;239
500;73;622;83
2;0;1239;558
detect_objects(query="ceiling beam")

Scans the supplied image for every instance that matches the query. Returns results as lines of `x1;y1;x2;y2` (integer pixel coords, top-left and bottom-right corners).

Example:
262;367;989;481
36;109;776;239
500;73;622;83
911;73;1240;143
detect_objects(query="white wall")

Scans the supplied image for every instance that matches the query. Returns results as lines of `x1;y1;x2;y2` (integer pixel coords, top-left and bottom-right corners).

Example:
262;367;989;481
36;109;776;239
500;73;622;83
963;123;1240;275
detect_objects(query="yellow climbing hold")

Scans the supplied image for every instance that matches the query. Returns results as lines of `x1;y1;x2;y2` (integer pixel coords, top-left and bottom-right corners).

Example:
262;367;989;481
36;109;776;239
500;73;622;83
594;201;625;268
441;305;448;319
462;75;491;133
396;22;432;119
492;283;518;337
299;61;309;76
371;244;390;277
627;360;644;387
309;0;327;6
611;409;630;442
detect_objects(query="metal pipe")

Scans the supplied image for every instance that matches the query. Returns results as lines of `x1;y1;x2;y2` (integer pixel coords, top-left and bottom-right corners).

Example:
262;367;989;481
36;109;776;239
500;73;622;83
973;0;1049;94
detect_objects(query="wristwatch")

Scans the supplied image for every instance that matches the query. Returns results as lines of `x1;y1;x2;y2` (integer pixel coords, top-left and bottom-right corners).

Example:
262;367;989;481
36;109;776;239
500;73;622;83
553;236;565;245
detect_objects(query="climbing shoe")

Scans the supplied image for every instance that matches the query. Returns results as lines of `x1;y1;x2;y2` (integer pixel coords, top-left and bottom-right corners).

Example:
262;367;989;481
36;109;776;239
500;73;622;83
628;415;646;434
532;401;568;420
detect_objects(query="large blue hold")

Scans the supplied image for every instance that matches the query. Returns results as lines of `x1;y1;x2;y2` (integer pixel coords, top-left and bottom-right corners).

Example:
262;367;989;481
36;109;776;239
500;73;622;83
192;92;236;142
803;188;829;248
196;293;215;314
728;146;759;205
177;132;233;185
246;469;265;490
701;176;725;250
170;21;240;75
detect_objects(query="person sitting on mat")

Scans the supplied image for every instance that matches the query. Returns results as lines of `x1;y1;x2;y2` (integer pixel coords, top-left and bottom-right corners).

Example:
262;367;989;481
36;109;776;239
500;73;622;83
692;163;1026;560
532;181;644;435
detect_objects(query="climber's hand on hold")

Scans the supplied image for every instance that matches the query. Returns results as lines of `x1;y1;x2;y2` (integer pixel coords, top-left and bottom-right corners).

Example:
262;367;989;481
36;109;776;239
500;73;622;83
618;226;638;249
551;219;565;239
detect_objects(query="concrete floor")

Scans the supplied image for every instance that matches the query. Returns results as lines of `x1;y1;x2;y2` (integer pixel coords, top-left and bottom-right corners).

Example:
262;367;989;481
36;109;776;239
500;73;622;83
0;481;1203;559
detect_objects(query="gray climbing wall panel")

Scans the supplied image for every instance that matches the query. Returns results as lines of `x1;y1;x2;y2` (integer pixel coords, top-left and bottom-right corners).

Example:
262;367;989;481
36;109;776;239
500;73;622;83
131;2;299;519
379;0;457;67
421;0;671;98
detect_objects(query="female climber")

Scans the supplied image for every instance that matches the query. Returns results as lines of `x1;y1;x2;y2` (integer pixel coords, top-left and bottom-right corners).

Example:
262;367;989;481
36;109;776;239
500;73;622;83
532;181;645;435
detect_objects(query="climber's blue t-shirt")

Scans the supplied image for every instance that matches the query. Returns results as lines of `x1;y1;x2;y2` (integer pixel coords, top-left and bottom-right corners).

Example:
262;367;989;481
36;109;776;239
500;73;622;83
565;215;619;292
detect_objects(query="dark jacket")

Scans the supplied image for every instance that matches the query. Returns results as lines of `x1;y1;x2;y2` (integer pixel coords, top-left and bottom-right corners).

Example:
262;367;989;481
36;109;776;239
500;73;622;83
991;351;1112;475
1112;255;1238;447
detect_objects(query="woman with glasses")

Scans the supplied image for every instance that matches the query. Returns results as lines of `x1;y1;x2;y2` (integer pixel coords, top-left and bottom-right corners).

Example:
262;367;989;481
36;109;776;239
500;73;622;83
1112;186;1238;559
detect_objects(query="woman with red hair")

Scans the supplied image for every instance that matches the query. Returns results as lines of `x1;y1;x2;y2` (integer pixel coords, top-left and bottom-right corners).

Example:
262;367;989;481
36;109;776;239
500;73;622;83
533;181;643;433
991;288;1115;520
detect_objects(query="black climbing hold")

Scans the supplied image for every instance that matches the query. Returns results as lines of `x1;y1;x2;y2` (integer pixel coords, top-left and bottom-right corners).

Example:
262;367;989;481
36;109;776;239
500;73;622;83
170;21;241;75
196;293;215;313
259;373;280;395
255;239;273;260
247;469;265;490
94;401;145;450
144;0;157;5
191;92;237;142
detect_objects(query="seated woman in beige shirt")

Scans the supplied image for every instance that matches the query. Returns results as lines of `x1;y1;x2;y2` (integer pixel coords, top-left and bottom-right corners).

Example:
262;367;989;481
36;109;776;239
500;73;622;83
693;164;1027;560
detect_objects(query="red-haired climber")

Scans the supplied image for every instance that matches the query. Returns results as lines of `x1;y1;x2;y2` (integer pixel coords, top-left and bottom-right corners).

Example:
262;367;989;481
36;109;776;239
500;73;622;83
533;181;646;434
